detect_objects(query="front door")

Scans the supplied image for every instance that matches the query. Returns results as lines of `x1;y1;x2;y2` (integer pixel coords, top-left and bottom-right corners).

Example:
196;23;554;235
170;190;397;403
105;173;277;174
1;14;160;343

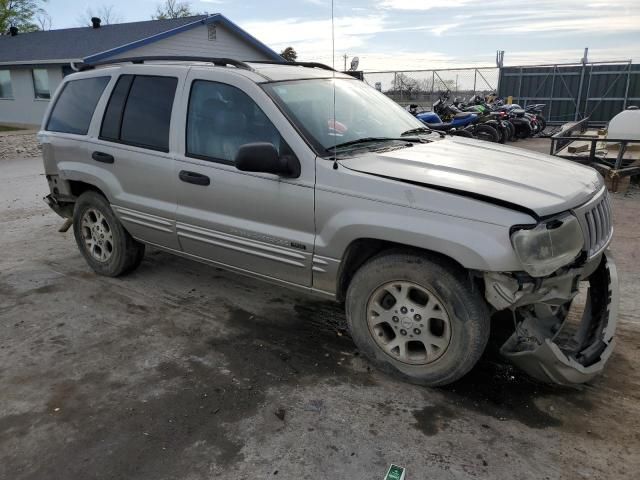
174;73;315;287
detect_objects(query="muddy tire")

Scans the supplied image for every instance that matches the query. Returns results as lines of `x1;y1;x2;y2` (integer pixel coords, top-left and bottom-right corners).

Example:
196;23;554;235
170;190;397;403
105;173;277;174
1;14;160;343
346;251;490;386
72;191;145;277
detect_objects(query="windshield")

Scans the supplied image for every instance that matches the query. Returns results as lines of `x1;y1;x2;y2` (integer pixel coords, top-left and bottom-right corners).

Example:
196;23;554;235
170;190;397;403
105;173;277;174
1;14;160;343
263;78;428;154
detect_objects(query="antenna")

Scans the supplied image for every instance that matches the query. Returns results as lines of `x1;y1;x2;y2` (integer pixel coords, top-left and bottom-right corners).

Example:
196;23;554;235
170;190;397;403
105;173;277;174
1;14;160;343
332;0;338;170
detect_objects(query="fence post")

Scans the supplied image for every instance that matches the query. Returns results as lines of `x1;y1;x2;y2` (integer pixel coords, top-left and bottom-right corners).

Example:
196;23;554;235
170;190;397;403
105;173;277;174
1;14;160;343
431;71;435;107
548;66;556;122
575;62;586;120
623;61;632;110
473;69;477;94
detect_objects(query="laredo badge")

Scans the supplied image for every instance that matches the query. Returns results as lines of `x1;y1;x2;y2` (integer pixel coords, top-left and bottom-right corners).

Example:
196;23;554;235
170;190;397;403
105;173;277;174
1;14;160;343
384;464;406;480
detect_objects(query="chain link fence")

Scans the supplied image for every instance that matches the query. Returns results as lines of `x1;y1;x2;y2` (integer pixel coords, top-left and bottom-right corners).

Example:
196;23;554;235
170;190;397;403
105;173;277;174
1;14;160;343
363;67;499;109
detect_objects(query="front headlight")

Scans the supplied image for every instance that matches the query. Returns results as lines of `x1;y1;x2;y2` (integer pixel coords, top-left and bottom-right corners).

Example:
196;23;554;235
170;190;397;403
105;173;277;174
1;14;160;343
511;214;584;277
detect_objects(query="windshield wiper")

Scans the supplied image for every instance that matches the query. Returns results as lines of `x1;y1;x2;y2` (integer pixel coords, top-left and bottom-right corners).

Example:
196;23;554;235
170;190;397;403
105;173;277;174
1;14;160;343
326;137;406;151
401;127;432;136
325;136;427;152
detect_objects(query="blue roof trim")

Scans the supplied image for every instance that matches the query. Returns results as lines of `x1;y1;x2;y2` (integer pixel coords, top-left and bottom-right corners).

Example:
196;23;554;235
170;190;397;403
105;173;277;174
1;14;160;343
83;14;282;63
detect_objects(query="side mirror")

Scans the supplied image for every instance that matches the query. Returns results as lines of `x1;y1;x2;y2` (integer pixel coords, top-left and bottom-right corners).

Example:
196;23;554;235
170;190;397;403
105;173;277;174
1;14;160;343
234;142;300;178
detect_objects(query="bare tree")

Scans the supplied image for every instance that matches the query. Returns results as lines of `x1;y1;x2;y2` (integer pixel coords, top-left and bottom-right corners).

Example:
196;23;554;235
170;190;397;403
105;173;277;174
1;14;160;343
76;5;123;26
152;0;193;19
35;10;51;30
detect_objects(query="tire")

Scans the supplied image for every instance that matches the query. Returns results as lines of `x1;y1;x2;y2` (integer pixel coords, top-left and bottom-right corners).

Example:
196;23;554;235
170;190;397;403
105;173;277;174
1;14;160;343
473;124;499;142
451;129;474;138
345;251;490;386
537;115;547;133
506;121;517;141
72;191;145;277
516;122;533;139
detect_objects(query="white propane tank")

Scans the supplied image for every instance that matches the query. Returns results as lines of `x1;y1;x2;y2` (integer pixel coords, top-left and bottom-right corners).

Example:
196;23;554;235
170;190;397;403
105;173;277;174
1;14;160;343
607;107;640;140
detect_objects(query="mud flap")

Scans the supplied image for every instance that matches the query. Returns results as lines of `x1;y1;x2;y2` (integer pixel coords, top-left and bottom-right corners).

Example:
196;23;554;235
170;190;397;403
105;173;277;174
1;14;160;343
500;252;618;385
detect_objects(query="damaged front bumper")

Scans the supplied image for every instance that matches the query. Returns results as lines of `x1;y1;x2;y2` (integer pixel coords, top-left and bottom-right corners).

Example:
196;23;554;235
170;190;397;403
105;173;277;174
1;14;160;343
484;251;618;385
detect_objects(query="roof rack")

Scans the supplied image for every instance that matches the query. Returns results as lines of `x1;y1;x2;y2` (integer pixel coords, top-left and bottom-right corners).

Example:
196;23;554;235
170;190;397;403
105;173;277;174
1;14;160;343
78;56;254;72
247;60;336;72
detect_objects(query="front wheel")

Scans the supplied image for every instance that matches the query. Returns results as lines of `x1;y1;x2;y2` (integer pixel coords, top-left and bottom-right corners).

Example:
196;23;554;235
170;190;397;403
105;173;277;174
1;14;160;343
73;191;145;277
346;251;490;386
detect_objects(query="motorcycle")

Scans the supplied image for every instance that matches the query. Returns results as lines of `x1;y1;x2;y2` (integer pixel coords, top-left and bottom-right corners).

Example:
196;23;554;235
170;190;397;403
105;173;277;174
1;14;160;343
408;103;476;138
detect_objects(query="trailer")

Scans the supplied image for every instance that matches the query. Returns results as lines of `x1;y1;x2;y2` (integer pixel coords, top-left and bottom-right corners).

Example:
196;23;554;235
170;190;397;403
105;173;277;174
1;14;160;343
550;111;640;192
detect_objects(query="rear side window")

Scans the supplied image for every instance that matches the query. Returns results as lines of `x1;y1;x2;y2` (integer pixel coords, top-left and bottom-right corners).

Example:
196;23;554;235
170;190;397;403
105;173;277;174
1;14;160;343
46;76;110;135
100;74;177;152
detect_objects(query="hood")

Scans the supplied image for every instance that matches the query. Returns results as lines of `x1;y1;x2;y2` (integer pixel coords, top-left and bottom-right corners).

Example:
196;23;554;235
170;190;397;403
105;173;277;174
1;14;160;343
338;137;602;217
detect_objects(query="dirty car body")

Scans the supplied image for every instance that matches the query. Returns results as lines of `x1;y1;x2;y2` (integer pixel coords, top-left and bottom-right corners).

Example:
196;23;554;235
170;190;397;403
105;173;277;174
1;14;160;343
39;59;618;386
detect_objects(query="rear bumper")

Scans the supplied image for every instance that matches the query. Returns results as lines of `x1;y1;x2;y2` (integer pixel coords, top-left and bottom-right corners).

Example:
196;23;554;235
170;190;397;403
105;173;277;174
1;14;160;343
44;193;75;219
496;252;618;385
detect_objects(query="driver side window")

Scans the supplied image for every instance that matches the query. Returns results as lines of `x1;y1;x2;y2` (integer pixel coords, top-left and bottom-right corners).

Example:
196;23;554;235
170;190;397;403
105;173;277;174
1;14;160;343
186;80;286;164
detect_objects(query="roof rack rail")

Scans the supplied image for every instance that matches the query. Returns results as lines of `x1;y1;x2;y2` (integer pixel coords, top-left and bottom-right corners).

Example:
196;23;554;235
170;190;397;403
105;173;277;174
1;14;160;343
248;60;336;72
78;56;254;72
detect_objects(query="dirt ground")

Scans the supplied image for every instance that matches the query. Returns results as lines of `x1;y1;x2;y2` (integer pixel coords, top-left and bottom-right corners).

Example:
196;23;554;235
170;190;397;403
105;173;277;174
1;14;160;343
1;139;639;480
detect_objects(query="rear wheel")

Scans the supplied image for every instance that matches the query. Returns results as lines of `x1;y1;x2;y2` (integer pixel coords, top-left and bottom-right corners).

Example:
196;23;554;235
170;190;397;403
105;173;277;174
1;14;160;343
73;191;145;277
474;124;499;142
451;129;474;138
346;251;490;386
537;115;547;133
506;121;517;141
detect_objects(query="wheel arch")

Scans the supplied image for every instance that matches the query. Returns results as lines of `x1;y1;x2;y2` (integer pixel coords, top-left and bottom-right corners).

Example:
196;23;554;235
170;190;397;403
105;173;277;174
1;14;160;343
336;238;471;302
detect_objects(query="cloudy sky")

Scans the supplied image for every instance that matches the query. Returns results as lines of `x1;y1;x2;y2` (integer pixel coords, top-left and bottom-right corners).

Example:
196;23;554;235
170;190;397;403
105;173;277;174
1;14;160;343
46;0;640;71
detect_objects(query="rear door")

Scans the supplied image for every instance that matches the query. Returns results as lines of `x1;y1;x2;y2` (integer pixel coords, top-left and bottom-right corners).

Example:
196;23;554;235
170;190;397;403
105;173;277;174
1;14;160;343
173;68;316;287
88;68;183;249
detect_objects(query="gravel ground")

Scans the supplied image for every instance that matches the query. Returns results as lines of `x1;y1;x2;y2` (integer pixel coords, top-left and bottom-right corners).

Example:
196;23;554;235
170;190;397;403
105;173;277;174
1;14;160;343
0;132;41;160
1;141;639;480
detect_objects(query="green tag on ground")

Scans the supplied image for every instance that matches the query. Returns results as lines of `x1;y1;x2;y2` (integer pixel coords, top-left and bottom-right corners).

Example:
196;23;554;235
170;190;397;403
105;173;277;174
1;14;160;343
384;464;406;480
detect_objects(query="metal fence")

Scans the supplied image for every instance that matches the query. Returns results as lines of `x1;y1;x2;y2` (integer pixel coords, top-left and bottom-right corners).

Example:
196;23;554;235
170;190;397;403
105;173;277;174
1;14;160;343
498;61;640;124
363;67;499;108
364;61;640;125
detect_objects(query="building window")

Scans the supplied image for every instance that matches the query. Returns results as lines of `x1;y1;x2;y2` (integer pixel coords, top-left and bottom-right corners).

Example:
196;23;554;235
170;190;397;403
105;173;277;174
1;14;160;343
207;24;216;41
0;70;12;98
32;68;50;99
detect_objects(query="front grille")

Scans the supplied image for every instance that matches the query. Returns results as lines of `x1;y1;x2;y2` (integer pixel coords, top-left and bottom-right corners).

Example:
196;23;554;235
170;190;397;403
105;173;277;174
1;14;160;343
574;188;613;258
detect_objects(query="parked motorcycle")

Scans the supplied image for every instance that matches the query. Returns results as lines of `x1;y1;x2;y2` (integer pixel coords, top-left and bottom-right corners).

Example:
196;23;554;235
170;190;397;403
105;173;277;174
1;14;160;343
408;104;476;138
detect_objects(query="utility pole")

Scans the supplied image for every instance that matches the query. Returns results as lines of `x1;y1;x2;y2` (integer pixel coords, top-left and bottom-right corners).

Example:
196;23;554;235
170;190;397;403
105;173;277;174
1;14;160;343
343;54;348;72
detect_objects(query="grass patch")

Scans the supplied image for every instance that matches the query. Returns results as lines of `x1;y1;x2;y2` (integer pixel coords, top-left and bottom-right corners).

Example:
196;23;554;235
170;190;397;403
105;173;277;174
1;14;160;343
0;125;24;132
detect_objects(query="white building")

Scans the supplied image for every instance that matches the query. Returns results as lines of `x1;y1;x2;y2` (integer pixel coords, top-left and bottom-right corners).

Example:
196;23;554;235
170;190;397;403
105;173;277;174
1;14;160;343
0;14;282;126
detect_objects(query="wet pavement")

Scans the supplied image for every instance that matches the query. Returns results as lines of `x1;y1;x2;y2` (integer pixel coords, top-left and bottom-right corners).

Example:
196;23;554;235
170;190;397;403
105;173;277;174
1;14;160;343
1;151;639;479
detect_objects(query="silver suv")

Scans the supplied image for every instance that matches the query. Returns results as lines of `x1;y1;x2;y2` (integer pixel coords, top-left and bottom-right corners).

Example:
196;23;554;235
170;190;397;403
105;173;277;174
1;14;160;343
40;57;618;386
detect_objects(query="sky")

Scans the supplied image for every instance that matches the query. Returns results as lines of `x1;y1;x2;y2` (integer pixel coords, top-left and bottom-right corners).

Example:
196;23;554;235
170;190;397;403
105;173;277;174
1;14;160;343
44;0;640;71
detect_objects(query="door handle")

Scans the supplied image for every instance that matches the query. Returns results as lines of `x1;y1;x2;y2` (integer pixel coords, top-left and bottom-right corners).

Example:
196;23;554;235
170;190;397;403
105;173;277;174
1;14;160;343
179;170;210;186
92;151;114;164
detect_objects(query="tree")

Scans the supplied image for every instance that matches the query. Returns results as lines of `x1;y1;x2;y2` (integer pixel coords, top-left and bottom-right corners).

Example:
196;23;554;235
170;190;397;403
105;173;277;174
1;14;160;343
152;0;193;20
35;10;50;30
280;46;297;62
0;0;47;34
76;5;123;26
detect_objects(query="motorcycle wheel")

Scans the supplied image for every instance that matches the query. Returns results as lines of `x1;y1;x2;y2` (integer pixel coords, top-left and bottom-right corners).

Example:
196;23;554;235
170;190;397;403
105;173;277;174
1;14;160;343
474;124;499;142
537;115;547;133
451;129;474;138
506;121;517;141
517;123;533;139
497;125;507;144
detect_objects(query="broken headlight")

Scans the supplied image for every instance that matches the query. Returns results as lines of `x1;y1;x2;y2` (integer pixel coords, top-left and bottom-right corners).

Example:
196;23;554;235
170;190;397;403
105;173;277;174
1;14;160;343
511;214;584;277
